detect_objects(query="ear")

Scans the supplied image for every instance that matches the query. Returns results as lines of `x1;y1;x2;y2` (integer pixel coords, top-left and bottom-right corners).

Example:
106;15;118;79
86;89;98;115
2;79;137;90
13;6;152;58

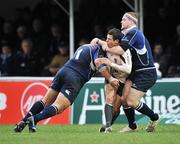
115;39;119;44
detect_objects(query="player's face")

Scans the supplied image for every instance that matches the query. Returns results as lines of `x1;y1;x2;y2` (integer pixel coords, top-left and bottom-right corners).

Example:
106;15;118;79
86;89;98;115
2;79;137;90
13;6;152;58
121;17;131;30
106;34;117;48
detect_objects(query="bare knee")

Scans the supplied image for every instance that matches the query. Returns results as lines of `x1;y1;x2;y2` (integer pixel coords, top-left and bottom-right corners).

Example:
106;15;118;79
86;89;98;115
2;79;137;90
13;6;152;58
42;88;59;107
53;93;71;114
106;96;114;105
126;99;139;108
126;88;144;108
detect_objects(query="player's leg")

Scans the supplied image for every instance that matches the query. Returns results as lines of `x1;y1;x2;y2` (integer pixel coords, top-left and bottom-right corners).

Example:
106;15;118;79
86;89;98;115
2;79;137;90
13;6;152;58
99;95;121;133
111;81;127;126
104;84;116;132
24;88;58;121
27;68;85;132
123;70;159;132
27;92;71;132
120;105;137;132
118;80;137;132
99;83;116;133
111;95;121;125
126;88;159;132
14;88;58;132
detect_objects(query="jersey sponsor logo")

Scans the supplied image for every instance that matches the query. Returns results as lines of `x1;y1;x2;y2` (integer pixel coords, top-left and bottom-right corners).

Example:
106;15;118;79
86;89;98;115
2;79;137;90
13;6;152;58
65;89;70;95
21;82;50;124
132;83;137;88
122;37;129;41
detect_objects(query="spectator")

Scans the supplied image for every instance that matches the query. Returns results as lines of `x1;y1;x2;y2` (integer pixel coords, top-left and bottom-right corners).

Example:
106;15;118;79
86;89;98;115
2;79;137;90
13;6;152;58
1;20;16;48
93;24;105;40
31;18;49;56
15;25;29;51
0;45;15;76
166;65;180;77
78;37;89;46
48;24;66;57
15;38;39;76
41;44;69;76
171;24;180;66
153;43;170;76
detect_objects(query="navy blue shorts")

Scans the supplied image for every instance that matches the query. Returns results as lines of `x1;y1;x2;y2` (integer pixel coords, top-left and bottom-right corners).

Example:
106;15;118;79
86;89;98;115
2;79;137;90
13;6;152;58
129;69;157;92
50;67;86;104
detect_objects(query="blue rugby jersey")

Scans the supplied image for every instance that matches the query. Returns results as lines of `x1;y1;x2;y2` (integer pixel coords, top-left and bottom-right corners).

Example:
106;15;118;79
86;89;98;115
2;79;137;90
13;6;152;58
64;44;105;81
121;27;155;71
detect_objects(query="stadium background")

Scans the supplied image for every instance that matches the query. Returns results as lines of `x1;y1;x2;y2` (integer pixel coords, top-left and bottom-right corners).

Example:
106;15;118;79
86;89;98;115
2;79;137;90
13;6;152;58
0;0;179;125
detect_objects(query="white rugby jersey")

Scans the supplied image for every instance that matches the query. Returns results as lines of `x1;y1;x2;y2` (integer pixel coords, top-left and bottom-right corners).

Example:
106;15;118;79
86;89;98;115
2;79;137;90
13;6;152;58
106;48;132;82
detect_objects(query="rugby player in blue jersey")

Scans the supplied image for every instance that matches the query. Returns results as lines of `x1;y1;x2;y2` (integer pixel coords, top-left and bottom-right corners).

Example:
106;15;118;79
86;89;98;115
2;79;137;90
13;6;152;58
14;40;120;132
103;12;159;132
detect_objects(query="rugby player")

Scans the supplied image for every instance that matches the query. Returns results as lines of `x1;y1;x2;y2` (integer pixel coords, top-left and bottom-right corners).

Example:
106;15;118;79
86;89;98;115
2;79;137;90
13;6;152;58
91;28;133;132
105;12;159;132
14;41;119;132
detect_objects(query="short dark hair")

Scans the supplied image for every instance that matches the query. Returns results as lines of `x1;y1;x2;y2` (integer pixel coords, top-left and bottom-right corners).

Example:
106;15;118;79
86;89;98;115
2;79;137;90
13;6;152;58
108;28;122;41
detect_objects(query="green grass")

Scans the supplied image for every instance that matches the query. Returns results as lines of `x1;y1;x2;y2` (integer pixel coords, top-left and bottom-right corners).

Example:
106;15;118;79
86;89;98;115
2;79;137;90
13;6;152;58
0;124;180;144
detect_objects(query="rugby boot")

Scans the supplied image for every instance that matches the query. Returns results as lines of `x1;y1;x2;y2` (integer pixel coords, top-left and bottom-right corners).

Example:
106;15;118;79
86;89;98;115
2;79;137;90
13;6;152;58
104;126;112;133
146;113;160;132
27;116;36;133
99;125;106;132
14;121;27;132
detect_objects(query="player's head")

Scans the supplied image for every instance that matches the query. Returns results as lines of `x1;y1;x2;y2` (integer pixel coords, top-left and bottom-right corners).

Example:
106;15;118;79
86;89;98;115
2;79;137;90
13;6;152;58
121;12;138;30
106;28;121;48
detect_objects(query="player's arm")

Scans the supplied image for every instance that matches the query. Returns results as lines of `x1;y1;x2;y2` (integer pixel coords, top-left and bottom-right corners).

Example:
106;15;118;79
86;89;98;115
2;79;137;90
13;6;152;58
95;57;131;74
106;44;127;55
95;61;119;88
94;47;119;88
95;48;132;75
90;38;108;51
110;58;132;74
91;38;127;56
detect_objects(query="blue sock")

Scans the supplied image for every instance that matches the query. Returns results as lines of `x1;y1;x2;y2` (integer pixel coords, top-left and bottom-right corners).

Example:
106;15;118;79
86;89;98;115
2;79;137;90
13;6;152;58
123;106;137;129
135;102;158;121
23;100;45;122
34;105;58;123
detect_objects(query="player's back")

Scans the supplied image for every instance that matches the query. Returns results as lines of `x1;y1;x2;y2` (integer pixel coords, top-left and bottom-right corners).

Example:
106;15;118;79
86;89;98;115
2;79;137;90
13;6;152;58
64;44;101;81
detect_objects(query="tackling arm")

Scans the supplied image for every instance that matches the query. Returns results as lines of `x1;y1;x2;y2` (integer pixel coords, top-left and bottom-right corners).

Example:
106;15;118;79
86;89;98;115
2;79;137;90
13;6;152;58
94;59;119;88
90;38;108;51
95;48;132;75
110;61;131;74
106;45;124;55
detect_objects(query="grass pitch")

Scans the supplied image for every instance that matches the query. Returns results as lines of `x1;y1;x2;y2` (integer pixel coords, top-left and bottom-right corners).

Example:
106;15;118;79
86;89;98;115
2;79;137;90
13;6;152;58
0;124;179;144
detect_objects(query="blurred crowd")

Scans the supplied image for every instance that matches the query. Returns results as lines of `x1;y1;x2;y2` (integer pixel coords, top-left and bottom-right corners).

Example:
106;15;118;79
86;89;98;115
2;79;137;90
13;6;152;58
0;0;180;77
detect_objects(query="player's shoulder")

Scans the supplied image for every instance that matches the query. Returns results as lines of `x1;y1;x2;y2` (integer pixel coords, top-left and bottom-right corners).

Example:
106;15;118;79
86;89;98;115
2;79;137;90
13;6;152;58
128;27;142;36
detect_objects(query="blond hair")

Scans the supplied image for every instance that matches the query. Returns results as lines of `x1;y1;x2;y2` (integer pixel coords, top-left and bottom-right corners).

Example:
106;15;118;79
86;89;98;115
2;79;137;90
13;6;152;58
123;12;138;24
